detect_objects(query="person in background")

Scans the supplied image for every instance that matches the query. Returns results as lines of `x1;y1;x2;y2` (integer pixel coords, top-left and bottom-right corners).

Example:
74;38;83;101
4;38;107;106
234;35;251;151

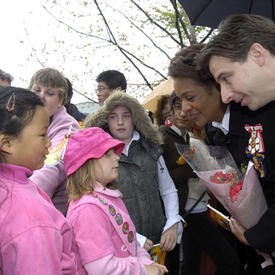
96;70;127;105
29;68;80;215
84;91;183;256
64;77;86;124
0;69;14;86
155;91;239;275
64;127;168;275
198;14;275;111
154;93;192;275
0;87;76;274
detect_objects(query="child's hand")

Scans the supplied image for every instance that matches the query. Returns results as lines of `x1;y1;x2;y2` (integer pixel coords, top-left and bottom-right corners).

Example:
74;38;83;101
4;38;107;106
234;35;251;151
144;238;153;251
145;263;168;274
159;223;178;251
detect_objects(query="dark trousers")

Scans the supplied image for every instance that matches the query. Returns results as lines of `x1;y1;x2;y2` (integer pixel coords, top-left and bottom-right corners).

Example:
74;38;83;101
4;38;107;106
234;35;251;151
216;201;262;275
165;244;180;275
259;265;275;275
182;211;240;275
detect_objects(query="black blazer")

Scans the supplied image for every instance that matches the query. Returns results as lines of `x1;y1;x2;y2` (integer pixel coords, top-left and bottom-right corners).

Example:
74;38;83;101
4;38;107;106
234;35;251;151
205;101;275;253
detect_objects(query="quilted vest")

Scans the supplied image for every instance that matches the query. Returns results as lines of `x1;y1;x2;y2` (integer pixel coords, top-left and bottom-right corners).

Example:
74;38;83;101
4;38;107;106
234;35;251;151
117;136;166;244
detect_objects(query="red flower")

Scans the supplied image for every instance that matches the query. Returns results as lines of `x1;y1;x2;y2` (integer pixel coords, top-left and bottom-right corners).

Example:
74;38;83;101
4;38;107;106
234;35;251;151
229;181;243;202
210;171;237;184
210;171;243;202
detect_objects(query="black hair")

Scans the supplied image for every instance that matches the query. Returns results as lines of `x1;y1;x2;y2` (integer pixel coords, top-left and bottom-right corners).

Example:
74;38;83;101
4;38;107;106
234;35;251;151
96;70;127;91
0;87;44;247
0;69;14;83
65;77;73;104
0;86;44;163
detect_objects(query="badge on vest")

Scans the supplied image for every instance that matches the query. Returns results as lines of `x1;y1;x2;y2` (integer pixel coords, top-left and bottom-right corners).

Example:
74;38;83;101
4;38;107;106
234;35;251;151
244;124;266;178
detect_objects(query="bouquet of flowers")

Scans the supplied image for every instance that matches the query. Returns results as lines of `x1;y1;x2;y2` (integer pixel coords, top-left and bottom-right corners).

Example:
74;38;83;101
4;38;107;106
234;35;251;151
210;169;243;203
176;138;267;229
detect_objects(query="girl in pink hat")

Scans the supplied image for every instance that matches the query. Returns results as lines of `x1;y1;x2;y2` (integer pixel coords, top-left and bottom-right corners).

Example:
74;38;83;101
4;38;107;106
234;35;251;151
64;127;168;275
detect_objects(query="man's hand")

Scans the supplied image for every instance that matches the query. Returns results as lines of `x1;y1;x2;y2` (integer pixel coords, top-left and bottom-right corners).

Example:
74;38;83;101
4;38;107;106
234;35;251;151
229;217;249;245
159;223;178;251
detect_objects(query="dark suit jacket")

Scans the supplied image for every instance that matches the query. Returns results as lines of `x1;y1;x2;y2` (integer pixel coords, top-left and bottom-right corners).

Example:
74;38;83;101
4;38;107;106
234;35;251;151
205;101;275;253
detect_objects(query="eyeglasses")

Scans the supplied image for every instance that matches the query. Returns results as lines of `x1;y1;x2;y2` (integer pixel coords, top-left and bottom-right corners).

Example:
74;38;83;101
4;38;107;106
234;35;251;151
96;87;110;93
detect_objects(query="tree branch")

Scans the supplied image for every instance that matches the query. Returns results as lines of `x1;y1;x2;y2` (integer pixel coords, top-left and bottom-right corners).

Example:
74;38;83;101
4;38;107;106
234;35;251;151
131;0;181;45
94;0;155;89
43;3;166;85
199;28;214;44
181;7;198;44
105;2;171;60
73;87;98;103
172;0;197;44
24;26;46;67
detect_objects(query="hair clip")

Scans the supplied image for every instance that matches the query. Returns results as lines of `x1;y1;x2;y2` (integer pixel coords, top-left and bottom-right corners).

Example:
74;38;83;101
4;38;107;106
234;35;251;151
6;93;16;112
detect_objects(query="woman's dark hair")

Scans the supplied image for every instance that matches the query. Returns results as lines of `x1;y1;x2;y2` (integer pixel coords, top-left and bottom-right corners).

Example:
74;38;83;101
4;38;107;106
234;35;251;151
0;86;44;163
168;44;219;91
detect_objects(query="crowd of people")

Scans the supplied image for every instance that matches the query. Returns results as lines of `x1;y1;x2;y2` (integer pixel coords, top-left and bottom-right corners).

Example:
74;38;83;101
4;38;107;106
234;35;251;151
1;13;275;275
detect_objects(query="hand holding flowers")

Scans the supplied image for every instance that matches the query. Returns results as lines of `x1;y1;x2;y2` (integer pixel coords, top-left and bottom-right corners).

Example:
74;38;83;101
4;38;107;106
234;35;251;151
176;139;267;229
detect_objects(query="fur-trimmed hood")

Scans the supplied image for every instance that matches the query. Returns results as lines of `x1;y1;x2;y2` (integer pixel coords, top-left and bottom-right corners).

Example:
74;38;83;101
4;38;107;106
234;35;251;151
84;91;163;145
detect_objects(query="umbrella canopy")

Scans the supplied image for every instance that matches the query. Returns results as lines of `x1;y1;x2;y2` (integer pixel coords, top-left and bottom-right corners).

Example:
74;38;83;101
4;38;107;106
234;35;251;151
142;78;174;113
178;0;275;28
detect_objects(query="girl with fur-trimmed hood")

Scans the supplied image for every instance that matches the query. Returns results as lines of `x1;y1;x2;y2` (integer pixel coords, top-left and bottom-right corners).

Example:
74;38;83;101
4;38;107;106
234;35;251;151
84;91;183;254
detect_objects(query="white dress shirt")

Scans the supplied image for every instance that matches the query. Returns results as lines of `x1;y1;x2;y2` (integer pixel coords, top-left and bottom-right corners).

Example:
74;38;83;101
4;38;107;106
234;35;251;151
211;105;230;135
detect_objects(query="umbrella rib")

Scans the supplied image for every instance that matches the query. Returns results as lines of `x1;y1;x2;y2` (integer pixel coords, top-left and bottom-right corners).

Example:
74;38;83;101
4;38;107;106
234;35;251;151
273;0;275;20
249;0;254;13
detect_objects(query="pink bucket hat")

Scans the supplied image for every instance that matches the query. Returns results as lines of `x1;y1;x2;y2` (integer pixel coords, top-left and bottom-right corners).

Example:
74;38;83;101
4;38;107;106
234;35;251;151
63;127;125;177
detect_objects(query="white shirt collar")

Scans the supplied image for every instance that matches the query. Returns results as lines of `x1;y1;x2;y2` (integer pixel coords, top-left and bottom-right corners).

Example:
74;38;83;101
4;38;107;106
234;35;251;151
211;105;230;135
124;130;140;156
170;124;187;141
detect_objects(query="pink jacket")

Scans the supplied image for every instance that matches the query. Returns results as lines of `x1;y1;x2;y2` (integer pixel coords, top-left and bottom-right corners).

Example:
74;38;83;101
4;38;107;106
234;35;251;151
30;106;79;215
0;163;77;274
67;183;154;275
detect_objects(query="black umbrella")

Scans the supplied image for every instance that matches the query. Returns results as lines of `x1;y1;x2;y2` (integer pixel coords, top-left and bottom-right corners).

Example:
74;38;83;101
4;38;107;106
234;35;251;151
178;0;275;28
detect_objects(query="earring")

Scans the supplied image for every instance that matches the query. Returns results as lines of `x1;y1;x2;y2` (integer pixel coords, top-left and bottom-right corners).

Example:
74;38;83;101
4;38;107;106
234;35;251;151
165;118;172;127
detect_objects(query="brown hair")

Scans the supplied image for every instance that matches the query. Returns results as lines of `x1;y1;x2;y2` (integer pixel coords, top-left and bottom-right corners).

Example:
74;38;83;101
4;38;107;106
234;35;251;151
29;68;68;105
154;95;171;126
168;44;218;90
198;14;275;74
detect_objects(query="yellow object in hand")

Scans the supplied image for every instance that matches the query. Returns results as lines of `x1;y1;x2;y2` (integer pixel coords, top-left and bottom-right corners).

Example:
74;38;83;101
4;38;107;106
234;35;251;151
177;154;186;165
177;146;195;165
